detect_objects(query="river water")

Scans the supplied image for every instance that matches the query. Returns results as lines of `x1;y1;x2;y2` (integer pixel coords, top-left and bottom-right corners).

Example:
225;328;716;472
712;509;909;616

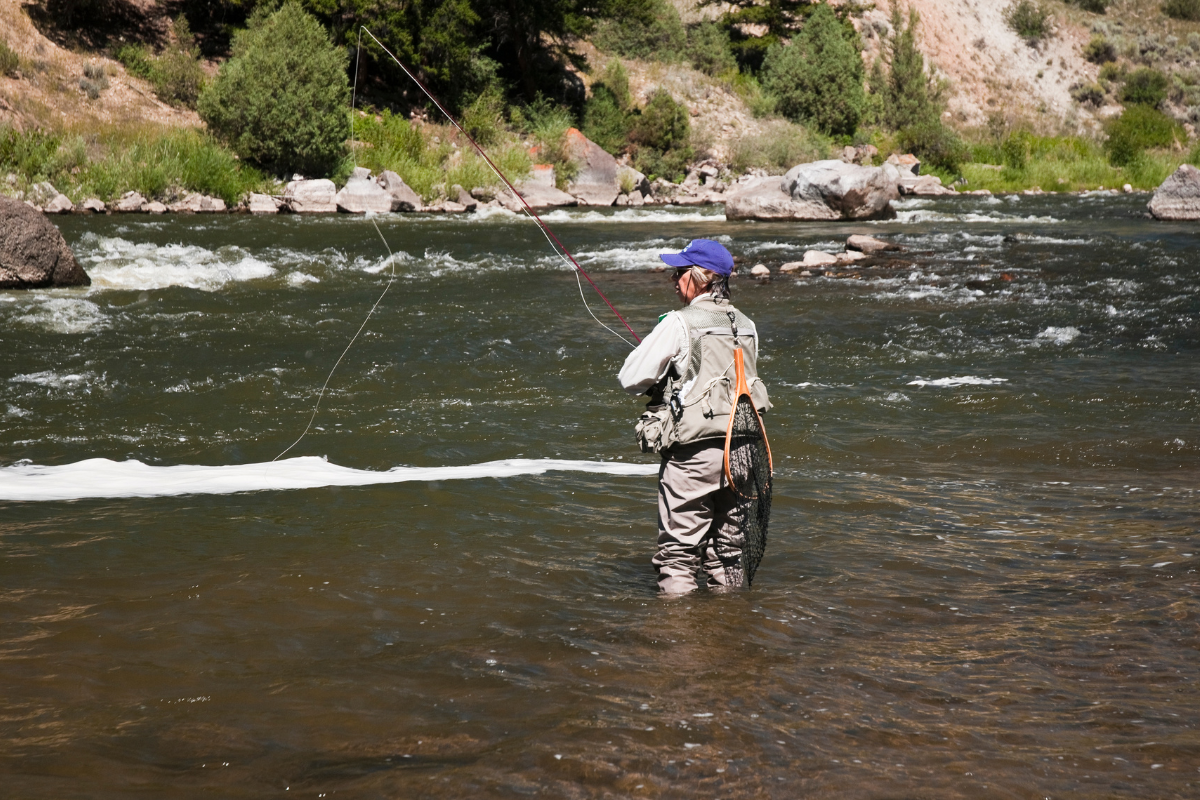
2;195;1197;798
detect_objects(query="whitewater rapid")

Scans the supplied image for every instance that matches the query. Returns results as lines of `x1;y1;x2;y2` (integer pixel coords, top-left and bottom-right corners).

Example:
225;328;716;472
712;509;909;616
0;456;658;502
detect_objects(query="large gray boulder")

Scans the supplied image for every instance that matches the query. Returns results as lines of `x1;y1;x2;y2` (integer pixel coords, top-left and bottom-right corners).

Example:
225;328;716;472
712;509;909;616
782;160;900;220
284;178;337;213
336;168;393;214
1149;164;1200;220
564;128;620;206
0;196;90;289
724;175;839;221
377;170;422;212
510;182;577;210
168;193;227;213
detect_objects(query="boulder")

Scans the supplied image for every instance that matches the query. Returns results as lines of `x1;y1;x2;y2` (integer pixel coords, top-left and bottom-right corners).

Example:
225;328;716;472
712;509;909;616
336;173;393;214
513;181;577;209
618;165;650;196
724;175;839;221
626;190;645;207
902;174;955;196
1148;164;1200;220
247;193;281;214
143;201;167;214
0;196;90;288
886;153;921;175
564;128;620;206
115;191;147;212
847;234;902;254
169;193;227;213
453;185;478;212
377;170;422;212
783;160;900;220
528;164;556;188
26;181;58;208
750;264;770;278
284;178;337;213
43;193;74;214
82;198;106;213
802;250;838;266
779;261;806;273
836;250;868;264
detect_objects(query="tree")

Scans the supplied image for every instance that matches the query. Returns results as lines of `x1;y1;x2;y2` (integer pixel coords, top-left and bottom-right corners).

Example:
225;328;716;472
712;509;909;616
198;3;350;177
762;3;864;137
882;5;941;131
701;0;814;72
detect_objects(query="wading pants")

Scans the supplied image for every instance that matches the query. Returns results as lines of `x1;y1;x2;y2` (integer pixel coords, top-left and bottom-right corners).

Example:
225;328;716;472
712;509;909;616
654;439;744;595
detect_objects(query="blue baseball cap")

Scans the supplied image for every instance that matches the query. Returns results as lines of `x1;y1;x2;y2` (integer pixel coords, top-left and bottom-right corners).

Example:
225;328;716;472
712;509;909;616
659;239;734;276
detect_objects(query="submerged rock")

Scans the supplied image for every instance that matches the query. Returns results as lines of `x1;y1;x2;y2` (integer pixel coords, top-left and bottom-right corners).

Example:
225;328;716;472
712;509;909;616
0;196;90;289
1149;164;1200;220
847;234;902;254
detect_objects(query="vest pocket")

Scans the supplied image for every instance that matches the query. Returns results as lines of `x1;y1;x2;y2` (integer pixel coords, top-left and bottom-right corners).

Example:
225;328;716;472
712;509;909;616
635;404;675;454
749;377;771;413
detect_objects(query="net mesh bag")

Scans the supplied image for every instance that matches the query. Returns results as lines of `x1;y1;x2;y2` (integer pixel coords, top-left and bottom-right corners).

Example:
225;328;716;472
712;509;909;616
725;392;773;586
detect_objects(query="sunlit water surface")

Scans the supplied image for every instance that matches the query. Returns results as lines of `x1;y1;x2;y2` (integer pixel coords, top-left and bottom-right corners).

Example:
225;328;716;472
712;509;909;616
2;195;1198;798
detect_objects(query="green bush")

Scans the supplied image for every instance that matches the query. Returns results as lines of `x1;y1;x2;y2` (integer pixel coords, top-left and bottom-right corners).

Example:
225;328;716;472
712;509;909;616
630;88;692;180
1098;61;1124;84
1069;0;1109;12
1005;1;1051;44
152;16;204;108
0;39;19;77
1070;81;1105;106
593;0;686;62
882;6;943;132
1105;104;1185;165
114;43;154;79
898;119;968;173
1121;67;1169;107
728;119;830;173
0;126;61;181
1163;0;1200;21
686;21;736;77
583;61;633;155
762;3;864;137
460;86;506;147
1083;35;1116;64
1000;130;1032;170
199;3;350;177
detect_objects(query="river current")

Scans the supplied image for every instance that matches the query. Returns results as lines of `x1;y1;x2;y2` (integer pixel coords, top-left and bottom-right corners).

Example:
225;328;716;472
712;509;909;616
2;195;1197;798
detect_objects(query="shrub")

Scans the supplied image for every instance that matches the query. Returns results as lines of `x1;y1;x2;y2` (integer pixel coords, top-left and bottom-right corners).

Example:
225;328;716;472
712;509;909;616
0;126;61;180
152;16;204;108
728;119;831;173
583;61;633;155
1121;67;1169;107
1083;35;1116;64
731;71;776;118
762;3;864;137
1070;81;1105;106
686;21;737;77
114;43;153;79
199;3;350;177
630;88;692;180
882;6;943;131
1105;104;1185;165
593;0;686;62
0;39;19;77
1005;1;1051;44
1163;0;1200;21
460;86;506;147
898;119;969;173
1068;0;1109;12
1000;130;1032;169
1099;61;1125;84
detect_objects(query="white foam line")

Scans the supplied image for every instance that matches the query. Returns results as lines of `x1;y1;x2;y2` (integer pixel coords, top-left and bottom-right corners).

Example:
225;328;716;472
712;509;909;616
0;456;658;502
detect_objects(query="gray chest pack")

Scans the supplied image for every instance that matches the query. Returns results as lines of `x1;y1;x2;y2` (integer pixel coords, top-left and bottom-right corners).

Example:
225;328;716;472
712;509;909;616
635;297;771;454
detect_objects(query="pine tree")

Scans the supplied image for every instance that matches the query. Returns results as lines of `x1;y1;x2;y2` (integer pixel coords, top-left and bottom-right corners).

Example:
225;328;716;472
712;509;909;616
883;4;941;131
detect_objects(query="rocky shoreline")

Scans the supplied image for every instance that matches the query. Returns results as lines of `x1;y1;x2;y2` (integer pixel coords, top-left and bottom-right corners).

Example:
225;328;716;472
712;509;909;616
8;128;1175;221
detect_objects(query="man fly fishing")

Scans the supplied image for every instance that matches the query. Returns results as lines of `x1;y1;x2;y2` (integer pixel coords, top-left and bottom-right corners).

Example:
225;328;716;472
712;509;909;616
618;239;773;595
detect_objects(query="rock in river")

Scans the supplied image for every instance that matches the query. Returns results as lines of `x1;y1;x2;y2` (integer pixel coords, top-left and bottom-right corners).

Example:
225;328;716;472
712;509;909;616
725;160;900;221
1148;164;1200;220
0;196;90;289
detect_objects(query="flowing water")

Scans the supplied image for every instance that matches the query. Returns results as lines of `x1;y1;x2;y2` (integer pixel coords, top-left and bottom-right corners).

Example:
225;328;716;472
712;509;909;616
2;195;1198;798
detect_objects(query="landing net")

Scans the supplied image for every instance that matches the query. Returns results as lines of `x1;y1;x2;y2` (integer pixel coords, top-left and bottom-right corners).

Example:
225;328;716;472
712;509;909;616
725;393;773;586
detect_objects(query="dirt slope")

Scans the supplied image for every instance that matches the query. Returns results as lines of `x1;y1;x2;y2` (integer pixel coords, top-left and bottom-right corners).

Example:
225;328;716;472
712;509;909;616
0;0;198;132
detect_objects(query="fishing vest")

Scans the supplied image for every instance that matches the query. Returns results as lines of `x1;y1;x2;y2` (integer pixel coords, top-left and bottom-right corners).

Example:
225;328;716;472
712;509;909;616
637;296;771;452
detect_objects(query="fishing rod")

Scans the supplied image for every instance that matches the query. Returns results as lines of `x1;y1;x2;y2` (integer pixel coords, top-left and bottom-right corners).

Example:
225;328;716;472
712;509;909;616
357;26;642;347
275;29;643;461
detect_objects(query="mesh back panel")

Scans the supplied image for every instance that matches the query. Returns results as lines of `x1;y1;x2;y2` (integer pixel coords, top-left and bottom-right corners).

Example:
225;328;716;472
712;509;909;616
726;394;772;586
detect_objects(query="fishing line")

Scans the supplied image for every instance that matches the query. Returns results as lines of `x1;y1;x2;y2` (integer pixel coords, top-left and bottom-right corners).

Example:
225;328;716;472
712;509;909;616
275;27;641;461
